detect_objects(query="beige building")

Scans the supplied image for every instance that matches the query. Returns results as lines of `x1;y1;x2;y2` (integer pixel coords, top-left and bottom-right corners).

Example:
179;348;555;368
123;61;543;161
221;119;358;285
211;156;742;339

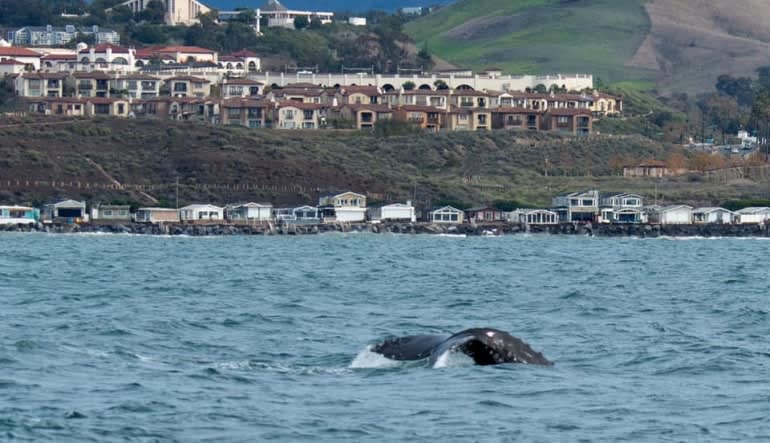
115;0;211;26
275;101;323;129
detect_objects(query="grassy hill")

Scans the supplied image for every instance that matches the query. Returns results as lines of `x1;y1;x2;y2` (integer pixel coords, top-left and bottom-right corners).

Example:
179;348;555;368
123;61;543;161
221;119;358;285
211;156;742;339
204;0;454;12
1;117;769;209
406;0;770;94
406;0;654;84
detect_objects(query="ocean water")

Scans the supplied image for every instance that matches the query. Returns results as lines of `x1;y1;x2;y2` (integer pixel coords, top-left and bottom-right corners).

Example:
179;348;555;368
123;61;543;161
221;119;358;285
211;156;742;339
1;233;769;442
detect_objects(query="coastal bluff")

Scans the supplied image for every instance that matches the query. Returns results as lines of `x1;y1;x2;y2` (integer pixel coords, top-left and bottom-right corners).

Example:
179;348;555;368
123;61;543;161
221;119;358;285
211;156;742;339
3;222;769;237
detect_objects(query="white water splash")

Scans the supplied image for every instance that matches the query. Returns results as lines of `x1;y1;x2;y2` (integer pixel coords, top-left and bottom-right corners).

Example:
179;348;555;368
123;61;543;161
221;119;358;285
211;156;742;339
349;346;401;369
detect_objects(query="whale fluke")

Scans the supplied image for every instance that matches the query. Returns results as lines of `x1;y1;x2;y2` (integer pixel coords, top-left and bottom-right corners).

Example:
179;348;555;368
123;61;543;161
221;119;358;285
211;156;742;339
371;328;553;366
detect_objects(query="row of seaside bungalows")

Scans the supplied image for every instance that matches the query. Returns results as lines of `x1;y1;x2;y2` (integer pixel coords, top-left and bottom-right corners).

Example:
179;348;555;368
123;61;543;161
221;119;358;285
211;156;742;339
3;190;770;227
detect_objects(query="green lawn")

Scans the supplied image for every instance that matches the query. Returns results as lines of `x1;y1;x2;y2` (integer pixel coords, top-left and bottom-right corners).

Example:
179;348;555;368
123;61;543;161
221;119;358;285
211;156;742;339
406;0;655;83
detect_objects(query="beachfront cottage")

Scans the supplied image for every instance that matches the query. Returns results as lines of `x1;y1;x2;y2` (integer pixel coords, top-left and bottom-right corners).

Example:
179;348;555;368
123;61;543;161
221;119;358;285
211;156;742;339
430;206;464;224
734;207;770;224
692;207;735;224
599;192;645;224
291;206;321;224
0;205;39;225
273;206;320;224
646;205;693;225
43;200;87;222
90;204;131;222
225;202;273;222
368;202;416;223
465;206;505;223
552;190;599;222
318;191;367;222
179;204;224;222
507;209;559;225
134;207;179;223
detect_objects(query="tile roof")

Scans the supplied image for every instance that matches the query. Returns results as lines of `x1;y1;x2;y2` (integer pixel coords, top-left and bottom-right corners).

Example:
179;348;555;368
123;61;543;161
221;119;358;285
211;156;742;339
165;75;211;83
0;47;40;57
79;43;130;54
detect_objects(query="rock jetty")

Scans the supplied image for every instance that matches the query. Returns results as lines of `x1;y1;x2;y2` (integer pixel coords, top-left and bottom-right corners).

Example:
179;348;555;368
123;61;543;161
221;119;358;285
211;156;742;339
2;221;769;237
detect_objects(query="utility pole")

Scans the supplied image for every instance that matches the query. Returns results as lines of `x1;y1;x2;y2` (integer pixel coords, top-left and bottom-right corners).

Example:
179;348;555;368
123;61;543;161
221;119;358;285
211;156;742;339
175;176;179;210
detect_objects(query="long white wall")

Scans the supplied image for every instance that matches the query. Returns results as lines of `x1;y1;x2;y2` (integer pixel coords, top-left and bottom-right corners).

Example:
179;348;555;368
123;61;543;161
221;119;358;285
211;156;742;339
248;72;594;92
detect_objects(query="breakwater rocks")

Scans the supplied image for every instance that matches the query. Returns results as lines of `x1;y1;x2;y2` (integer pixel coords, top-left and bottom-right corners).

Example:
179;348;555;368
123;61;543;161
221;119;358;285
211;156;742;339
2;221;769;237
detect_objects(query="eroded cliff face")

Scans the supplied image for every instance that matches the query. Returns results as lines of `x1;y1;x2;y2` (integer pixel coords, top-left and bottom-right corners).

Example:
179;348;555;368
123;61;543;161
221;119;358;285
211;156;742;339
629;0;770;93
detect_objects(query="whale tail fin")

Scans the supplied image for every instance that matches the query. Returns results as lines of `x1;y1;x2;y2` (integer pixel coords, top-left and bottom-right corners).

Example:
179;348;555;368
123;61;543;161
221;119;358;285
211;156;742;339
371;334;447;361
433;329;554;366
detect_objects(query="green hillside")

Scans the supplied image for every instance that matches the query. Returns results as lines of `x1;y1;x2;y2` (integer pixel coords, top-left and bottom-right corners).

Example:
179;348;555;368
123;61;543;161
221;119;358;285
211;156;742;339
406;0;654;83
2;117;769;209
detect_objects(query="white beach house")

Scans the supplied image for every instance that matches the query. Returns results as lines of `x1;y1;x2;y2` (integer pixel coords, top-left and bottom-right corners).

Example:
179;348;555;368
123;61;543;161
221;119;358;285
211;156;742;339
368;202;416;223
734;207;770;224
430;206;464;224
647;205;693;225
692;207;735;224
179;204;224;222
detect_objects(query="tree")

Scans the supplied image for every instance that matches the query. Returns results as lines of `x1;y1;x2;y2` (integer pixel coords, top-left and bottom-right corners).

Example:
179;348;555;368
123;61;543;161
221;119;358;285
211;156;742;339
402;81;416;91
308;16;323;30
233;8;255;24
416;43;433;71
294;15;309;30
492;200;524;212
666;151;688;170
434;79;449;90
534;84;547;94
715;74;753;107
757;66;770;91
109;4;133;23
138;0;166;24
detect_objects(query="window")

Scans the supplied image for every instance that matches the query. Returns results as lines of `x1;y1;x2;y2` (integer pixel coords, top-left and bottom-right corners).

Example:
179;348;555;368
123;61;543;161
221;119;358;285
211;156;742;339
284;110;295;120
173;82;188;92
117;103;125;114
570;199;579;206
103;210;113;216
303;110;314;120
228;108;242;118
229;86;243;96
582;199;594;206
127;81;137;90
557;116;569;124
430;97;444;107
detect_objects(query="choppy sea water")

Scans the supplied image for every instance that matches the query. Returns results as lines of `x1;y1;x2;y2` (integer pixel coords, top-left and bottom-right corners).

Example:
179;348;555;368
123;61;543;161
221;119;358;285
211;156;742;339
1;233;769;442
